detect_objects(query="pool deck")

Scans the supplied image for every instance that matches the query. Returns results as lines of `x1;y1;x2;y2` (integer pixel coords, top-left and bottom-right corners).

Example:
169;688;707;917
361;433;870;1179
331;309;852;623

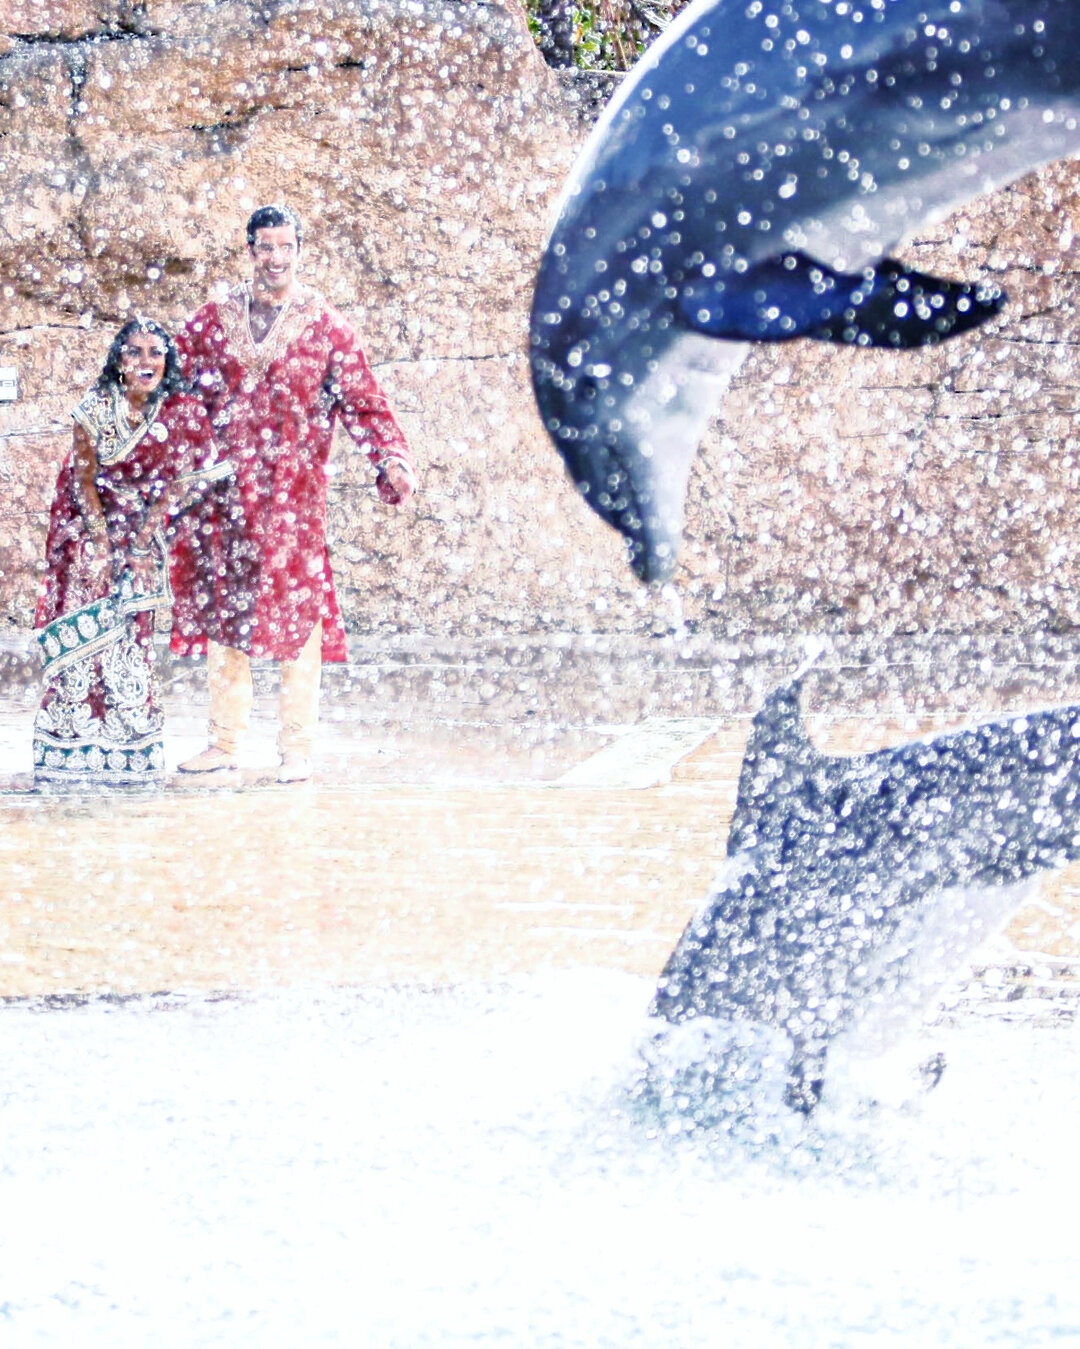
2;627;1079;1010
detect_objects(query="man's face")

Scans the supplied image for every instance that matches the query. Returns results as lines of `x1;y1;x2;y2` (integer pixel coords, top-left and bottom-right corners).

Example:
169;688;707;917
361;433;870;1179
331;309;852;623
250;224;300;298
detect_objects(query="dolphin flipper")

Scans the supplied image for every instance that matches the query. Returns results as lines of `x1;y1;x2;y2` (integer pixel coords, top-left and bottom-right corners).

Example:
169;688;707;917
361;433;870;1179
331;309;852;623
677;255;1006;348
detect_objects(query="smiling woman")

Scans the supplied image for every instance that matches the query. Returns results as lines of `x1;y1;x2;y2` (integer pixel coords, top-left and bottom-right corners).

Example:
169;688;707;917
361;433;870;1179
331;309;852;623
32;318;233;788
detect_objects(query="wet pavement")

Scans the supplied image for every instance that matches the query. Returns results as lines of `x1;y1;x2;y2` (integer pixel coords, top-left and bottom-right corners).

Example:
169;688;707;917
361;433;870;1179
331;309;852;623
1;628;1079;1005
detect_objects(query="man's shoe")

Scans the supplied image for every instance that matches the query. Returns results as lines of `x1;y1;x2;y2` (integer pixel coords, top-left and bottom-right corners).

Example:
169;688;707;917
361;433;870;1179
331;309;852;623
277;755;313;784
177;746;239;774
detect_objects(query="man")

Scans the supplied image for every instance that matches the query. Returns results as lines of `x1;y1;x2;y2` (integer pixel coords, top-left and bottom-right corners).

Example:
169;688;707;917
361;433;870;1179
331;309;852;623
171;204;416;782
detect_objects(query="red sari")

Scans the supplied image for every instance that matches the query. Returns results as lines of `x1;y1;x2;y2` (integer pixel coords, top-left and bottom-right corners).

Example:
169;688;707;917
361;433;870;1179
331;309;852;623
172;284;414;663
34;387;227;784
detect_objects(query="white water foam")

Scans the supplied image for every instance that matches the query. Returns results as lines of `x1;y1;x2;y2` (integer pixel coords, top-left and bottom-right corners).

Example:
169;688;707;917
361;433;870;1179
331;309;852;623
1;972;1078;1346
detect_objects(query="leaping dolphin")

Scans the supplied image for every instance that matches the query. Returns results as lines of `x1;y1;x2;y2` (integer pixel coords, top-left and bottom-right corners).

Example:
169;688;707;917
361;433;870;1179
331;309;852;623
649;671;1080;1111
530;0;1080;582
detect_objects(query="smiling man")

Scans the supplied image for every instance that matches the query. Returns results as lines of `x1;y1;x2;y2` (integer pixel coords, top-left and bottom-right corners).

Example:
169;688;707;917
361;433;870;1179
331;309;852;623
171;204;417;783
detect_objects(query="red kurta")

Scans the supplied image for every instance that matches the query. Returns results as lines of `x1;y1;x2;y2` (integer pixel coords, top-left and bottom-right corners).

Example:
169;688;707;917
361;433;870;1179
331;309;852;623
172;283;413;663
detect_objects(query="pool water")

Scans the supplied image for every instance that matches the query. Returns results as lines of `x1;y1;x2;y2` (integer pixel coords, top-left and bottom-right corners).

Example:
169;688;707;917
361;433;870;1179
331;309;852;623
1;973;1077;1346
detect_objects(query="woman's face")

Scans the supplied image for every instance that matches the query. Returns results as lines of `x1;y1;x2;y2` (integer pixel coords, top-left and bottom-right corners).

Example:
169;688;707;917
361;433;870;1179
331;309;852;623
119;330;168;399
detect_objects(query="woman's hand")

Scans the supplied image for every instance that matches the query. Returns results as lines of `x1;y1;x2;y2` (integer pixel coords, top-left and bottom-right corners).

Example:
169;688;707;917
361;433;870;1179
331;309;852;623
68;533;113;603
126;531;160;596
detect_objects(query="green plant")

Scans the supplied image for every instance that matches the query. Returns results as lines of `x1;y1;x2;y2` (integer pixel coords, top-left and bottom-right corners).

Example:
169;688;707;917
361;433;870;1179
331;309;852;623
525;0;690;72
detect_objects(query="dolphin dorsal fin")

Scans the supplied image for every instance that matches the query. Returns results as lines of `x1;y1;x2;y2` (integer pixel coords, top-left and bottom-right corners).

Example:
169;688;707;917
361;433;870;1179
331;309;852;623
727;669;821;852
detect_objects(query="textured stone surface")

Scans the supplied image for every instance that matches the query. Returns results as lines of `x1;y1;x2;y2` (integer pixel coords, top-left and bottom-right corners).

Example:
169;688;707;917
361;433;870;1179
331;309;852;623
675;160;1080;638
2;2;1080;641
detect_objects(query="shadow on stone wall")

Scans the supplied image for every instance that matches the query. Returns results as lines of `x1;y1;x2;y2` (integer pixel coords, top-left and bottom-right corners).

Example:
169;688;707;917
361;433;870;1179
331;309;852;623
2;0;1079;641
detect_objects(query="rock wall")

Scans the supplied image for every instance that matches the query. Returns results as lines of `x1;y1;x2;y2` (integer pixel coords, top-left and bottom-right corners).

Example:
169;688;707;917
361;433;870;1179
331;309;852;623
2;0;1080;644
693;163;1080;639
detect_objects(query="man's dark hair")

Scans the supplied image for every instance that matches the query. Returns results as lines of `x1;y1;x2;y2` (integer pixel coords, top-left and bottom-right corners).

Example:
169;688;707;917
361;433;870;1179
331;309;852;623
246;204;304;249
96;317;187;397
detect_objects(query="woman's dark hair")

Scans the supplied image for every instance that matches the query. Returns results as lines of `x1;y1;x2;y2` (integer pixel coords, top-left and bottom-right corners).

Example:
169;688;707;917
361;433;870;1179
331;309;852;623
246;203;303;249
96;317;187;397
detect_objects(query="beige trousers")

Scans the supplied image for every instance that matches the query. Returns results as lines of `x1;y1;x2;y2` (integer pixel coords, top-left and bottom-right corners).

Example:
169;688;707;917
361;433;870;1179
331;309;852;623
208;621;322;760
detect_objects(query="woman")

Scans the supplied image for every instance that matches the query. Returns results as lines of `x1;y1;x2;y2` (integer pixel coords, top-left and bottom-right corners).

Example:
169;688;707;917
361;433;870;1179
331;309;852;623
33;317;231;785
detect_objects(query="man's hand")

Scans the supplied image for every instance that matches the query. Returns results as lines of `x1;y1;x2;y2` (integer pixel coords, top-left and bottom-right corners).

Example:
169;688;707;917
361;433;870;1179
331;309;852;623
377;460;416;506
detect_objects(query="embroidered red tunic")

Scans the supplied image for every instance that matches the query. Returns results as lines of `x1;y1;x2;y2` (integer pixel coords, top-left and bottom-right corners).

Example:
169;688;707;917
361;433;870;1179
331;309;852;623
172;284;414;663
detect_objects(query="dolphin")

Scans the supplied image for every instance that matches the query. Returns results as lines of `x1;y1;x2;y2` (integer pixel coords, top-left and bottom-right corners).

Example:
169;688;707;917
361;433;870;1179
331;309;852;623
648;670;1080;1111
530;0;1080;582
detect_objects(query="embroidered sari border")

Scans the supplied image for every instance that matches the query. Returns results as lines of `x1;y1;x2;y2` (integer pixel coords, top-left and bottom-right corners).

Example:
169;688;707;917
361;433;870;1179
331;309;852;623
33;735;167;785
37;597;125;676
176;459;234;487
34;728;164;754
73;386;167;468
